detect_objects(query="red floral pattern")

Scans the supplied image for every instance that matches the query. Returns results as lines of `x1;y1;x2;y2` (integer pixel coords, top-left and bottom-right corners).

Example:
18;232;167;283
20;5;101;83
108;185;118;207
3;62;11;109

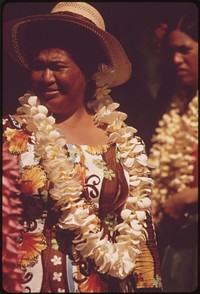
2;144;24;292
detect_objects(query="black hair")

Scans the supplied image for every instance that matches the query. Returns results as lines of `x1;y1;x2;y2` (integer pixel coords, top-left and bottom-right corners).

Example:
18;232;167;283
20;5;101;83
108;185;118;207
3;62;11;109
154;7;198;54
167;10;198;42
153;7;198;114
21;20;108;79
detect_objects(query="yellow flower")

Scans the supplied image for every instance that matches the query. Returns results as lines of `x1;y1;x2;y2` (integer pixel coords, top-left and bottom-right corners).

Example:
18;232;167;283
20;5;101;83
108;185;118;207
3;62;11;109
4;128;30;154
20;165;47;196
17;232;47;268
86;145;108;155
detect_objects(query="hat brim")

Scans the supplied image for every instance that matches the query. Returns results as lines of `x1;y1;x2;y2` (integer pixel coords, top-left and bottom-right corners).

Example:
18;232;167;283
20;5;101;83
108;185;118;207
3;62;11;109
3;13;132;87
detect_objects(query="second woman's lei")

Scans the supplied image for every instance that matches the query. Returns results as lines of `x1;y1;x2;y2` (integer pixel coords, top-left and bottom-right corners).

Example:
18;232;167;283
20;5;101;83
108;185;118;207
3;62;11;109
149;93;198;227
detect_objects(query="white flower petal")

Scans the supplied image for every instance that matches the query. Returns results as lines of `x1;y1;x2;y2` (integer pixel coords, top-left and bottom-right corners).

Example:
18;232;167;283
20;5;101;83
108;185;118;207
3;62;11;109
121;209;132;220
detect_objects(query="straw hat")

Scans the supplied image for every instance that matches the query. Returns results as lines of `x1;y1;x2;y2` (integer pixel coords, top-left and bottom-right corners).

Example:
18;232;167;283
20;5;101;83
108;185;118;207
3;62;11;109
3;2;132;87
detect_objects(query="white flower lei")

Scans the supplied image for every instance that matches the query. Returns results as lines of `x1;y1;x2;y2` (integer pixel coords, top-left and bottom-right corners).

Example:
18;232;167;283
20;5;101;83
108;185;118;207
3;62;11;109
17;64;153;279
149;93;198;226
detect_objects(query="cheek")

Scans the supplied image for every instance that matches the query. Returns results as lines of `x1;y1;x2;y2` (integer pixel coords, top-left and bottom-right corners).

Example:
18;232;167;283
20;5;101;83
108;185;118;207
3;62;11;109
56;71;86;91
52;71;71;90
194;52;199;69
189;55;198;73
55;73;69;86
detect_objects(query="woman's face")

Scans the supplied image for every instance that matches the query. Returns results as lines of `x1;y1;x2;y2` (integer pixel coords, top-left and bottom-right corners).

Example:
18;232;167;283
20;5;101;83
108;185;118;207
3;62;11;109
31;48;87;117
168;29;198;88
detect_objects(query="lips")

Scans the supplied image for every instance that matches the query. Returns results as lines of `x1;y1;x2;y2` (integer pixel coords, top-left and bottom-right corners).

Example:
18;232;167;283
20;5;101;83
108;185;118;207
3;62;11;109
44;87;59;93
42;88;59;99
176;68;188;76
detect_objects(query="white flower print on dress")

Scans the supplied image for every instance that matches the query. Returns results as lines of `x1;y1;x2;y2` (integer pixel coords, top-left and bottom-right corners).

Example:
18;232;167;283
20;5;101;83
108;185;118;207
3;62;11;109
53;272;62;282
51;255;62;265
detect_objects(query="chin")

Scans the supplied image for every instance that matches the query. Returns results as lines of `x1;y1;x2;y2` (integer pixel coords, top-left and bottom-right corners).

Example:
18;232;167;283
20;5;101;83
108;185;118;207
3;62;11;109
180;78;194;86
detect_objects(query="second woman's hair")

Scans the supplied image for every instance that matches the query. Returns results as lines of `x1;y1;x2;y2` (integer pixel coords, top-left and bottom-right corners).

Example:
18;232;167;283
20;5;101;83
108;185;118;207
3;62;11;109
167;9;198;42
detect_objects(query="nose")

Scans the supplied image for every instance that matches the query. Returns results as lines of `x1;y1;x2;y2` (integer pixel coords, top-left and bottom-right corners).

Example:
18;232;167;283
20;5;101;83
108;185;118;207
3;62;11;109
41;68;55;84
173;52;184;64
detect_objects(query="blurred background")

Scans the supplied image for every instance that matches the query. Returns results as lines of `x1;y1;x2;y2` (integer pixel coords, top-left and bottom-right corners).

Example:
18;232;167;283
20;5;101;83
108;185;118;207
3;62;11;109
2;1;198;152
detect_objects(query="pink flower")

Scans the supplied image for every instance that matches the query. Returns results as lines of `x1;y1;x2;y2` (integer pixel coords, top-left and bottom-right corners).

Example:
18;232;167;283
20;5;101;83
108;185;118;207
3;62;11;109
154;22;168;53
2;143;24;292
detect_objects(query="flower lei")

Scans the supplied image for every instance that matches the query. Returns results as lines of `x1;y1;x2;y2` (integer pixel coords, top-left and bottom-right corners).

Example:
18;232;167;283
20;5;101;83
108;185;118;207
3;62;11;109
149;93;198;226
2;144;24;292
17;64;153;279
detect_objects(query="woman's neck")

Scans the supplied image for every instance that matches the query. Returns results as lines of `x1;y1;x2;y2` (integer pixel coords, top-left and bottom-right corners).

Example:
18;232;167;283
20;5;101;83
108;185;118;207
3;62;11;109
54;107;108;145
54;105;90;126
171;85;198;114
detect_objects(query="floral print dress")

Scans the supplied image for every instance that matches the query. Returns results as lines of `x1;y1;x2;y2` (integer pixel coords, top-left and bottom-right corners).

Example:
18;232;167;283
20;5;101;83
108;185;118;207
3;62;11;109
3;115;162;293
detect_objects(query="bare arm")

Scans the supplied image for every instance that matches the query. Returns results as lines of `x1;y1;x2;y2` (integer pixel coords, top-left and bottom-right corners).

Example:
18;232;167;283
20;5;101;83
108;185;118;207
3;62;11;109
162;187;198;220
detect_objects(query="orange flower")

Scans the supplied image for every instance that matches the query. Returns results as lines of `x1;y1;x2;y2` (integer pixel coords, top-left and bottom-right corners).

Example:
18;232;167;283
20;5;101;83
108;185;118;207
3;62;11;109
17;232;47;268
4;128;30;154
79;272;108;292
74;163;86;186
20;166;47;196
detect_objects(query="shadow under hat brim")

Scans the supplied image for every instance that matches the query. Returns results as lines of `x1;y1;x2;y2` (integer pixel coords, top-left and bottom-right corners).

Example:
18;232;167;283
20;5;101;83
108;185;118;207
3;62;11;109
3;13;132;87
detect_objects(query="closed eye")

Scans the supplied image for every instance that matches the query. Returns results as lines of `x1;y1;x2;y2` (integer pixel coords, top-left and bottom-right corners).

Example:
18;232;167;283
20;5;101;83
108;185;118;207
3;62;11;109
49;64;69;71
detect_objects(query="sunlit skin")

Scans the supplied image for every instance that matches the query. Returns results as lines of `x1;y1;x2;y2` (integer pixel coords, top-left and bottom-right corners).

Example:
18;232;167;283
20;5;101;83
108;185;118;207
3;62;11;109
168;29;198;89
163;187;198;219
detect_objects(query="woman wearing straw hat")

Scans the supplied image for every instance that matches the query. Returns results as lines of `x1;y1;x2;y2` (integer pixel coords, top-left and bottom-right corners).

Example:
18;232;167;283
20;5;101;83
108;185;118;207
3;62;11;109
3;2;162;292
